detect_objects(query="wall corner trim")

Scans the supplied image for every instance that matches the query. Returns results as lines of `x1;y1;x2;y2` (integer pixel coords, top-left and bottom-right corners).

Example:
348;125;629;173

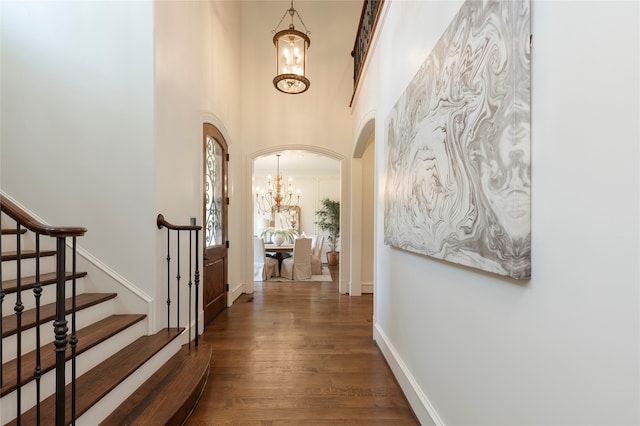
374;324;445;426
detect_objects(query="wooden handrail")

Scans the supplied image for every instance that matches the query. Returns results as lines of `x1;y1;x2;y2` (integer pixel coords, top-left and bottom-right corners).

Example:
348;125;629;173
1;194;85;424
0;196;86;237
156;214;202;232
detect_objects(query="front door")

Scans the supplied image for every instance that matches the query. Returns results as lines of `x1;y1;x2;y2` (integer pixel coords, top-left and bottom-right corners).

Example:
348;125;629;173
203;123;228;324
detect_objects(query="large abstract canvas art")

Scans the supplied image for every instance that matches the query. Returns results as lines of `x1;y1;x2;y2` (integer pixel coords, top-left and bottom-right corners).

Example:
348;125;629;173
384;0;531;279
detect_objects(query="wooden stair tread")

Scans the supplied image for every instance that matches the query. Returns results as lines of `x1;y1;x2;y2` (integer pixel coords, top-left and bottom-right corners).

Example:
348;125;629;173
100;343;212;426
2;270;88;294
6;328;184;426
1;293;117;338
1;249;57;261
1;314;146;396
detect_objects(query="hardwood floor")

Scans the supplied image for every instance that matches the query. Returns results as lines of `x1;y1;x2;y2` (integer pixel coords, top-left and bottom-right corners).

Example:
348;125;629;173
186;265;419;425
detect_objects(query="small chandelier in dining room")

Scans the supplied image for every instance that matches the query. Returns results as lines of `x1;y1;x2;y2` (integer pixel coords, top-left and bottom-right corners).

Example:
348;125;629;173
256;154;301;214
272;0;311;94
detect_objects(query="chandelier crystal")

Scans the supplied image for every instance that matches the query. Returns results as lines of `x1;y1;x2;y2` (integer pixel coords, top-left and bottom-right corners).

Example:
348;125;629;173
272;0;310;94
255;154;301;215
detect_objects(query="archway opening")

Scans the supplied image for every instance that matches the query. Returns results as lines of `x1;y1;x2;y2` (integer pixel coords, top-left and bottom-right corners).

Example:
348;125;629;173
248;147;345;292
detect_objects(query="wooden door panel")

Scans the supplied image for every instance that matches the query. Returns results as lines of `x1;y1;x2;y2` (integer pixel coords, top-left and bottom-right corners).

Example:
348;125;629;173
203;123;228;324
203;256;225;322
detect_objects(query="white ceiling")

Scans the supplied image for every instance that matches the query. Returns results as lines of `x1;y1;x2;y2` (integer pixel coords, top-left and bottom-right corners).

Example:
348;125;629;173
253;150;340;179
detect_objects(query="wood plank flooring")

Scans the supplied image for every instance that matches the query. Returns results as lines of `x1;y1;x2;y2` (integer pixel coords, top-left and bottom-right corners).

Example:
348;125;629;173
186;266;419;425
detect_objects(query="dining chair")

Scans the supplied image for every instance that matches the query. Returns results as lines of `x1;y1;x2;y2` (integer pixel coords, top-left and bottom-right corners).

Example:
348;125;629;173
306;234;317;253
280;237;312;280
253;237;279;281
310;235;324;275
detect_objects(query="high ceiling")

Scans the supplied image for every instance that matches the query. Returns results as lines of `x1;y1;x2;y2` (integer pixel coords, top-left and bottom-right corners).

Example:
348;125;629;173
253;150;340;179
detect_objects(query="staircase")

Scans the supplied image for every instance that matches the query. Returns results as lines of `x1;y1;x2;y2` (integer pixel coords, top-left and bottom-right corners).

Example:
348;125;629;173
1;197;210;425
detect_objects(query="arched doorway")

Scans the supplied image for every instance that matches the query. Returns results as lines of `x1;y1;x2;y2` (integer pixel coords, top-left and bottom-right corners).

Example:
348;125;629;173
246;146;348;294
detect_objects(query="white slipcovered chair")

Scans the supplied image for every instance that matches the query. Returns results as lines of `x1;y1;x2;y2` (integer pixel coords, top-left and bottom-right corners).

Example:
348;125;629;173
280;237;312;280
306;234;317;252
310;235;324;275
253;237;279;281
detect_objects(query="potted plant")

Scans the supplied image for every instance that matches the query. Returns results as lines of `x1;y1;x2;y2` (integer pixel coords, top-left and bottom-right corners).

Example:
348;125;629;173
315;198;340;265
260;227;298;246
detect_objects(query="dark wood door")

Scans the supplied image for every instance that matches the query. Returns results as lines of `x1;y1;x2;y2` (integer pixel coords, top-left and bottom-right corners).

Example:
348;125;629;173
203;123;228;324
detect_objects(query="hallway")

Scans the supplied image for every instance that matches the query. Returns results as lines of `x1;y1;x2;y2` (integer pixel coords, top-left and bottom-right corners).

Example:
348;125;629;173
186;267;419;425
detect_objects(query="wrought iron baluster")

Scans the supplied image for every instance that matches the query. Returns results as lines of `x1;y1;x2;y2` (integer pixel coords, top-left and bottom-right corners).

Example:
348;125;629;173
194;229;200;347
15;223;24;424
188;230;193;349
70;237;78;425
54;236;68;426
352;0;383;88
157;214;201;347
176;231;181;332
166;228;171;330
34;233;43;424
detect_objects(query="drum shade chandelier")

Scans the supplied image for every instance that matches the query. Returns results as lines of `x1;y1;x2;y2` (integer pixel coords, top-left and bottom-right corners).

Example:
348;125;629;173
256;155;301;214
272;0;311;94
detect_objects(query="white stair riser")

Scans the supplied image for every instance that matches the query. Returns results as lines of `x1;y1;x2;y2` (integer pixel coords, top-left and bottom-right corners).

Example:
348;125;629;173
76;334;183;426
1;278;86;317
0;233;52;253
0;367;55;424
2;257;58;282
0;319;147;425
1;299;115;361
1;234;25;253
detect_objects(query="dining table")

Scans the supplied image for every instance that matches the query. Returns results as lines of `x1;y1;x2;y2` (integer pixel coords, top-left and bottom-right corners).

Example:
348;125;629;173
264;243;294;269
264;243;294;253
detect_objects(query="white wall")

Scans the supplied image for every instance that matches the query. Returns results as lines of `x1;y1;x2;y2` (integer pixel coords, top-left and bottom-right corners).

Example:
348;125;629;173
352;1;640;424
154;0;242;315
361;141;374;292
1;1;156;293
1;0;243;330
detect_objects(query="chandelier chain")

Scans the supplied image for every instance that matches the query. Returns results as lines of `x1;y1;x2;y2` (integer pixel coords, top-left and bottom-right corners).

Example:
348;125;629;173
293;9;310;35
271;0;310;35
272;8;290;34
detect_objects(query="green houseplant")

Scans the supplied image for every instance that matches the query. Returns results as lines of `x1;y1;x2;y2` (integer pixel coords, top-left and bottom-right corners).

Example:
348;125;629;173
315;198;340;265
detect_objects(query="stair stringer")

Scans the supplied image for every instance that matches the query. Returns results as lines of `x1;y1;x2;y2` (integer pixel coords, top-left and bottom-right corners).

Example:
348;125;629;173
73;246;155;334
1;193;154;334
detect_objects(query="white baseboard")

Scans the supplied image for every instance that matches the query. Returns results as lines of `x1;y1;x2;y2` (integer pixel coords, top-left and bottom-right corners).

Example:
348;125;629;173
228;281;244;305
373;324;444;426
362;281;374;293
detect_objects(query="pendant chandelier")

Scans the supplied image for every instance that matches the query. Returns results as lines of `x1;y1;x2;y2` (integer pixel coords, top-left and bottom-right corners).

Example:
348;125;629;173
256;154;301;214
272;0;311;94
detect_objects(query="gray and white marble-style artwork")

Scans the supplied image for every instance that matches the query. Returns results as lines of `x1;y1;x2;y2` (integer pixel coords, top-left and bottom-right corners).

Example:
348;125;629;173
384;0;531;279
